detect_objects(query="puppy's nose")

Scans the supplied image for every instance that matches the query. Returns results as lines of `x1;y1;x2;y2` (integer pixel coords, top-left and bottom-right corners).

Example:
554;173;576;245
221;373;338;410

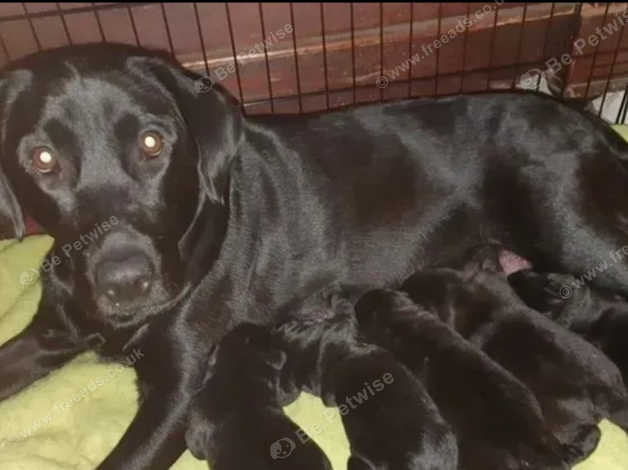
95;253;153;305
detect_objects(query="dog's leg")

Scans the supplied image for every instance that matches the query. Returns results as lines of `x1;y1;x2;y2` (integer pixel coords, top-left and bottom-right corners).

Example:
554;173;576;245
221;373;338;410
0;312;88;401
95;384;189;470
95;328;209;470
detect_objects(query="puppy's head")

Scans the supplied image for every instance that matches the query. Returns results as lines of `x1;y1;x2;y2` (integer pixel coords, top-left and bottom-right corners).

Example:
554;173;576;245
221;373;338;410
400;258;524;325
186;323;286;460
508;269;628;333
0;44;240;327
507;270;575;314
355;288;421;345
193;323;287;411
400;268;467;317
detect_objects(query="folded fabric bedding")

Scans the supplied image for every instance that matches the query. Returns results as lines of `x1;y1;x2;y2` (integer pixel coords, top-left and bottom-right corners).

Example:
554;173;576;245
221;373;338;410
3;129;628;469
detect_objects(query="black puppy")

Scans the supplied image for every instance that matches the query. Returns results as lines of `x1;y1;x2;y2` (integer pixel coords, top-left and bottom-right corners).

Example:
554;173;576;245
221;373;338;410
272;291;458;470
508;268;628;391
185;323;332;470
355;288;568;470
400;264;628;464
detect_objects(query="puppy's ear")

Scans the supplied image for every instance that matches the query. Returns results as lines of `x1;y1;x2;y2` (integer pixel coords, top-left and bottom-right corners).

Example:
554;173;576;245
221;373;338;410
0;74;26;241
125;55;243;206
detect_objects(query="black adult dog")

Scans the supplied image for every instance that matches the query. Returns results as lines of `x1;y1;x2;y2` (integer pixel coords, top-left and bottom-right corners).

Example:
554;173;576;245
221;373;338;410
3;43;628;468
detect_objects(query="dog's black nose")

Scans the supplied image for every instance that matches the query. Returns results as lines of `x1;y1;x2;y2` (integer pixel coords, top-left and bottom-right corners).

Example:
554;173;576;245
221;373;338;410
95;253;153;305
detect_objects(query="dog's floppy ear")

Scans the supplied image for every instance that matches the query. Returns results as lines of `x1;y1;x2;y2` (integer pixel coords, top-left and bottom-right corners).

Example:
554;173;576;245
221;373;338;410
125;55;243;206
0;73;27;241
0;170;23;241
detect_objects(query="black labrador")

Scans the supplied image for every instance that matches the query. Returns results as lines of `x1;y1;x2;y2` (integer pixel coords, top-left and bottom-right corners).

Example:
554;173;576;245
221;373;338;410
3;43;628;468
396;262;628;464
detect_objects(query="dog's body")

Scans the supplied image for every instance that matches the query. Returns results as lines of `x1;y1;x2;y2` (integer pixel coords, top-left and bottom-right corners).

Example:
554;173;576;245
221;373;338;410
3;44;628;468
355;288;568;469
399;266;628;463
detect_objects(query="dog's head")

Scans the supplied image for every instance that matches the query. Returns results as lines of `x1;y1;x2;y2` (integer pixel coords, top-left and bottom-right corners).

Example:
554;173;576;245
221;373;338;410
0;44;241;327
354;288;429;356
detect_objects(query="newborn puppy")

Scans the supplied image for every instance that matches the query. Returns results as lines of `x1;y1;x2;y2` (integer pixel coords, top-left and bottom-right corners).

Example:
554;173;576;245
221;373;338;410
355;288;567;470
273;289;458;470
508;268;628;386
401;261;628;465
185;323;332;470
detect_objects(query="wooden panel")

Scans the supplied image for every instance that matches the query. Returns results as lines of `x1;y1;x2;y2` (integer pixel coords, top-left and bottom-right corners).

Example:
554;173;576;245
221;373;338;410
0;2;628;108
0;19;39;59
130;4;170;50
23;3;58;14
0;4;24;17
565;3;628;98
97;6;137;45
31;15;70;48
64;11;105;44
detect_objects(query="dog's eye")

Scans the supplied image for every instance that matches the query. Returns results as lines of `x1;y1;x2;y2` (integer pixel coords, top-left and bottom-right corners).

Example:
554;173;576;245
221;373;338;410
32;147;57;174
139;131;164;158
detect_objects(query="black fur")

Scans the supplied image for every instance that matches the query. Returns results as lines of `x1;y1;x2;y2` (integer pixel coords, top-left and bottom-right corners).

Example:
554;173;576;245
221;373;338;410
185;323;331;470
508;268;628;423
271;292;458;470
355;288;568;469
399;260;628;464
3;43;628;468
